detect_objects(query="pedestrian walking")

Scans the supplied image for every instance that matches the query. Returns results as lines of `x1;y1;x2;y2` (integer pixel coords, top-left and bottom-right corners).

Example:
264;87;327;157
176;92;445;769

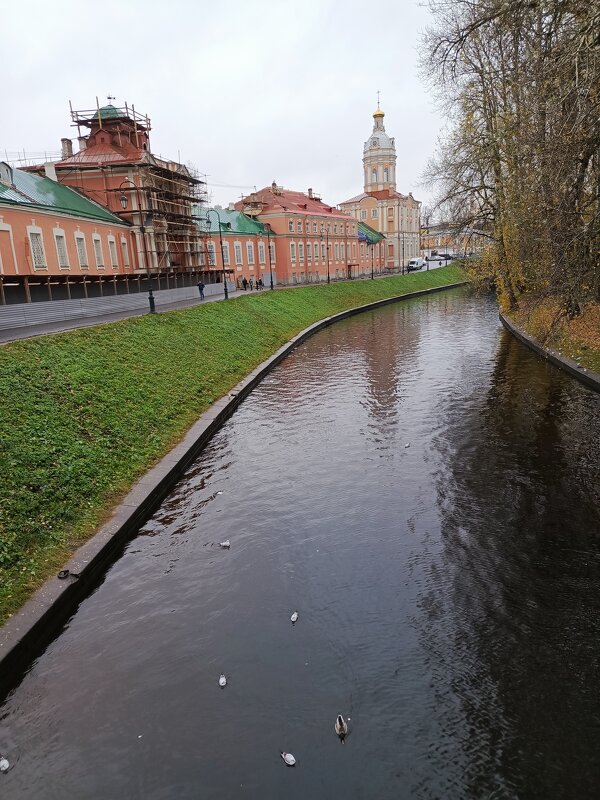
249;277;254;290
258;278;264;290
197;281;205;299
242;277;248;291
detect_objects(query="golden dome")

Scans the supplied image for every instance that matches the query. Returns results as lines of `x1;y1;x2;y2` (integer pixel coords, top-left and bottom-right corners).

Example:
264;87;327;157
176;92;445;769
373;107;385;117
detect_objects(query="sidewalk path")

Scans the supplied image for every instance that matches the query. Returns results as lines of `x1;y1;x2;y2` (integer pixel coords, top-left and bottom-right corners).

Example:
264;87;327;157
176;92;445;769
0;288;244;345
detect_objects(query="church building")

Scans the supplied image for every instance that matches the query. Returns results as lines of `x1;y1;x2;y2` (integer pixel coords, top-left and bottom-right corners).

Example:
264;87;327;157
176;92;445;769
339;102;421;271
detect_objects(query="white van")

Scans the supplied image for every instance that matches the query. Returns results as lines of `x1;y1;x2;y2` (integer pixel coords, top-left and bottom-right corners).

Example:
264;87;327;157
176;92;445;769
407;257;426;272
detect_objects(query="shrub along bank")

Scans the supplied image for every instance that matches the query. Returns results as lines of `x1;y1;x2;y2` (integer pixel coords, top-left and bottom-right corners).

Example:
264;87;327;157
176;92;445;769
0;266;466;623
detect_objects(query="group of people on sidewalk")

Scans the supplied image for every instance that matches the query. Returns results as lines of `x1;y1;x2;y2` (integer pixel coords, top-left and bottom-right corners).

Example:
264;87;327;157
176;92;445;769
240;277;264;291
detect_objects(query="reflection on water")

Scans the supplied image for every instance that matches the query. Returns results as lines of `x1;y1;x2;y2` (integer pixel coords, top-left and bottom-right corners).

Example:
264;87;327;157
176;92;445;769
1;288;599;799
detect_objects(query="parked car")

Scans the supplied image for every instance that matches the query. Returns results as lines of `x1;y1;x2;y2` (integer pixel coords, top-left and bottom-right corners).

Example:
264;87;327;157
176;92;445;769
407;257;426;271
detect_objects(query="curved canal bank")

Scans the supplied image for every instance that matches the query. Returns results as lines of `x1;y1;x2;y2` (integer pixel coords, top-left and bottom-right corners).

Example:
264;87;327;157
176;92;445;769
1;287;598;799
0;269;466;680
500;311;600;393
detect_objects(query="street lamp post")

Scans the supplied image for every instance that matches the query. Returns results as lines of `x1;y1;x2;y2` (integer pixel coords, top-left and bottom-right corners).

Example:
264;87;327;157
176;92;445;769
370;241;374;280
264;223;274;290
205;208;228;299
119;179;156;313
320;224;330;284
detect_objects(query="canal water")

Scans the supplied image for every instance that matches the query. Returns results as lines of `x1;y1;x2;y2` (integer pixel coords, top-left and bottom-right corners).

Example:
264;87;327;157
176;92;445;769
1;288;599;799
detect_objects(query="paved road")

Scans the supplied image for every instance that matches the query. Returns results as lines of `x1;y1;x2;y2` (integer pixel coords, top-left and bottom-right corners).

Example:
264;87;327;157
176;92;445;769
0;288;244;345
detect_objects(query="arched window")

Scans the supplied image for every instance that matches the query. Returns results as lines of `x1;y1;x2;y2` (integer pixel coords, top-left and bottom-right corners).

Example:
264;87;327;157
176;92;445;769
384;168;389;182
372;168;377;183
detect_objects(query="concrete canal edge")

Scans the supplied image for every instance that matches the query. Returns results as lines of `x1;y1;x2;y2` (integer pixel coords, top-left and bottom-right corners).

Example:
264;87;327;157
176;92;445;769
0;280;469;691
499;311;600;394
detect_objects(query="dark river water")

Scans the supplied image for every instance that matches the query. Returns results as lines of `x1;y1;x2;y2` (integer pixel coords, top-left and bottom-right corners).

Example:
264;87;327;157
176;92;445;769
1;288;600;799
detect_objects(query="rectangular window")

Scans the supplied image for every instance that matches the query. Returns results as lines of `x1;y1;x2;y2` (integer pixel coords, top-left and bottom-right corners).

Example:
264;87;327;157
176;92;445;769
269;242;276;263
108;237;118;268
29;231;46;268
54;233;69;268
290;242;296;262
234;242;243;265
121;238;130;266
314;242;319;261
296;221;302;232
75;234;88;268
321;242;326;259
288;220;294;232
298;242;304;261
307;242;311;261
92;236;104;268
258;242;266;264
334;224;338;234
246;242;255;264
388;207;394;217
361;210;367;220
340;242;345;260
371;209;378;219
312;222;317;233
208;242;216;266
334;242;339;260
222;243;230;266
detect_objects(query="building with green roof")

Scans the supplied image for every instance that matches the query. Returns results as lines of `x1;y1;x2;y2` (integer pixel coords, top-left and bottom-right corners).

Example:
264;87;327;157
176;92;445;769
0;162;134;304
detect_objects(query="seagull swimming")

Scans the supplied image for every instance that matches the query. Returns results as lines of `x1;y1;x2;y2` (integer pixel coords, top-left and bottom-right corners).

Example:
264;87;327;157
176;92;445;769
290;611;299;624
335;714;349;741
280;751;296;767
404;442;411;448
0;756;9;773
218;674;227;688
219;540;231;549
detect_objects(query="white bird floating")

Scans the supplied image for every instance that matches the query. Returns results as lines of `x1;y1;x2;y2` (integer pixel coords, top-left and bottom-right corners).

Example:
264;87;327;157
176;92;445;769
280;751;296;767
404;442;411;448
290;611;299;624
335;714;349;740
218;674;227;688
0;756;9;773
219;540;231;549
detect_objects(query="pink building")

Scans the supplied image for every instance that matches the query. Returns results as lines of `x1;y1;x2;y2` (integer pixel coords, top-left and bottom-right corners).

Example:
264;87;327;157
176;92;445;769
233;183;385;285
0;161;133;304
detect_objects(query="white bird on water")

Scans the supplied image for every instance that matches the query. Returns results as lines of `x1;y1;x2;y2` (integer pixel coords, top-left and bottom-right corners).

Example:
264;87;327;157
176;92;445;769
218;674;227;688
280;751;296;767
335;714;349;741
0;756;9;773
290;611;299;624
404;442;411;448
219;540;230;549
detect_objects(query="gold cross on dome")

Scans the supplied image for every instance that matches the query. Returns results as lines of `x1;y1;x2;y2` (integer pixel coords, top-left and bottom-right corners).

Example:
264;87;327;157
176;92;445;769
376;89;381;108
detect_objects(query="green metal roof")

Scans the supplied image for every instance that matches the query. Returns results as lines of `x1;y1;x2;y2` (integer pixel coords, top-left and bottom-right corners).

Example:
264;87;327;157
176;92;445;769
193;206;268;236
0;166;126;224
358;221;385;244
92;104;126;121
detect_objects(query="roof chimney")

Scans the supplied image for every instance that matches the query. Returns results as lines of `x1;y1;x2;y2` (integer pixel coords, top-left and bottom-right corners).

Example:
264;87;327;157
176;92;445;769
44;162;57;181
308;188;313;199
271;180;277;191
61;138;73;159
78;136;87;151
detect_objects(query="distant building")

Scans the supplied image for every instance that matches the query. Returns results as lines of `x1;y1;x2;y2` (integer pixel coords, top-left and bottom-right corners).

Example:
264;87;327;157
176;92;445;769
0;161;133;304
26;101;207;279
420;223;488;258
233;183;384;285
339;104;420;270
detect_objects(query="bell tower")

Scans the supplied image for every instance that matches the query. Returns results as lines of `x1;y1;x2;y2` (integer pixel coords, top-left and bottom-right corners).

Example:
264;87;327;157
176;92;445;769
363;96;396;193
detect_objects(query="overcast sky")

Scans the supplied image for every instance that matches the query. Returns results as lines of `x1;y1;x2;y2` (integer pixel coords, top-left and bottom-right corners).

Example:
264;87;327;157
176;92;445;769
2;0;441;210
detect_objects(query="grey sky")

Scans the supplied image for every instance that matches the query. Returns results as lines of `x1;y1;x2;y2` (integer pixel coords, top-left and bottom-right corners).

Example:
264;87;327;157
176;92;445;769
2;0;439;209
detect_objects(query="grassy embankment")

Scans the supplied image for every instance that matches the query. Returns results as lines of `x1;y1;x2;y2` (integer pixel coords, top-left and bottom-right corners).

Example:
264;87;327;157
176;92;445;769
0;266;466;624
510;299;600;375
